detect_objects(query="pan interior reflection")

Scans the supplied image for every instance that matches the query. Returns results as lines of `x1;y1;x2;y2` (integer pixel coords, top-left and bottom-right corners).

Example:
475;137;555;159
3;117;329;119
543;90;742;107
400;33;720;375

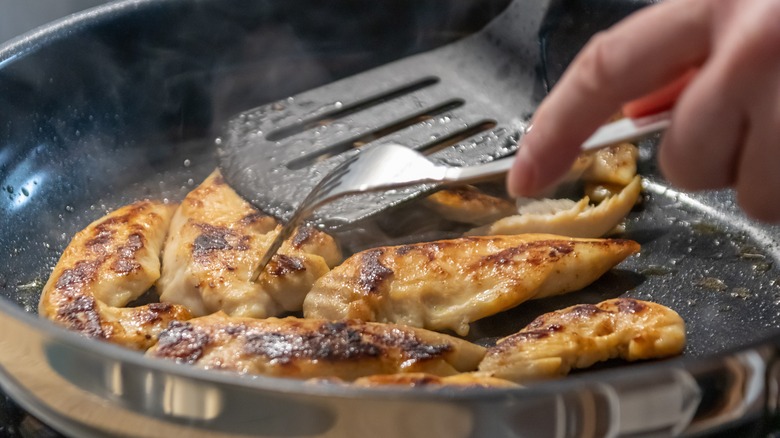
5;172;45;210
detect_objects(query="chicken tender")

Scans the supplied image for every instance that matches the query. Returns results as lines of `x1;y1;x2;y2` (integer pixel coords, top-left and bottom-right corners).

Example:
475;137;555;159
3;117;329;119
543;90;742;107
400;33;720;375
582;143;639;186
303;234;640;336
424;185;516;225
38;200;192;350
468;176;641;238
157;170;341;318
478;298;685;383
146;312;485;380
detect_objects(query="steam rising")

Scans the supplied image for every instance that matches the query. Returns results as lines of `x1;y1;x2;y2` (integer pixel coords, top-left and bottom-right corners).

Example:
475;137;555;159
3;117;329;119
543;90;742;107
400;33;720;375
4;0;780;360
0;0;511;309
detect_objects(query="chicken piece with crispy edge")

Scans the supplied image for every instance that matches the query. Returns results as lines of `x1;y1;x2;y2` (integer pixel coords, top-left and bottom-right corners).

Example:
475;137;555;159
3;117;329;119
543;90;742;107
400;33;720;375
582;143;639;186
423;155;596;226
478;298;685;383
157;170;342;318
423;185;516;226
468;175;641;238
303;234;640;336
146;312;486;381
38;200;192;350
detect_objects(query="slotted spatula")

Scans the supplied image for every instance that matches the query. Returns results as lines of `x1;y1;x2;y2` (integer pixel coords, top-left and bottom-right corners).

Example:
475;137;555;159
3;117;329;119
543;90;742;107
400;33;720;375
219;0;556;228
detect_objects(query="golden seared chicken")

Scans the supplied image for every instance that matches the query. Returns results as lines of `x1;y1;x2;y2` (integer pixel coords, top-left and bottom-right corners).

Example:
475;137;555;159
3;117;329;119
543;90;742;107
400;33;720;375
146;312;485;380
478;298;685;383
582;143;639;186
353;372;518;388
39;200;192;350
424;155;598;226
157;170;341;318
468;176;641;238
303;234;640;336
424;185;516;225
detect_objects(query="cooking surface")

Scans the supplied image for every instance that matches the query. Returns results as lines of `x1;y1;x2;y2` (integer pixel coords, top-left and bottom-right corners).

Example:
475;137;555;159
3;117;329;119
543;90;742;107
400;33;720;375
2;0;780;436
0;2;104;437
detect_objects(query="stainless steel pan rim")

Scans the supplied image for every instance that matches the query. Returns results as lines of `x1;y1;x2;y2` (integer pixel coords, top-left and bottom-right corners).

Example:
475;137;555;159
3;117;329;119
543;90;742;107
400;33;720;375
2;294;774;438
0;0;165;64
0;292;777;436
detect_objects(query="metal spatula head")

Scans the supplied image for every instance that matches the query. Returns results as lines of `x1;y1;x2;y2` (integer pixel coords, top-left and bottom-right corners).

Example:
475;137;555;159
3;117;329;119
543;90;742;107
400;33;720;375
219;0;554;229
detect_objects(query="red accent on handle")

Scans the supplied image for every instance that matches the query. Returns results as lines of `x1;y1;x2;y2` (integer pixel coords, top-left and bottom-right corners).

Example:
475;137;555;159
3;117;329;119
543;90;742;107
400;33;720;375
622;69;697;118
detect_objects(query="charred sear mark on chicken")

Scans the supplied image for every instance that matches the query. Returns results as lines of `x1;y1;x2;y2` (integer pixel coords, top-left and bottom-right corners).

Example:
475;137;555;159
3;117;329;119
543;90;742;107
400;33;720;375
154;321;211;364
304;234;640;336
241;322;385;364
266;254;306;277
192;224;251;259
358;249;394;293
39;200;192;350
147;313;485;380
478;298;685;383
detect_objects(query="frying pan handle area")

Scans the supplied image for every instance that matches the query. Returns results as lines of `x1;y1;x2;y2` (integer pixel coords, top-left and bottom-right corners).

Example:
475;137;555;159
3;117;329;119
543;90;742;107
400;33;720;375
547;368;701;437
760;342;780;432
633;344;780;436
534;345;780;437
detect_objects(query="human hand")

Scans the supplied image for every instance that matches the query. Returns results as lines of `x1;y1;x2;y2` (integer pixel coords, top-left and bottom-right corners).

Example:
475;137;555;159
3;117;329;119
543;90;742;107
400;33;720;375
507;0;780;221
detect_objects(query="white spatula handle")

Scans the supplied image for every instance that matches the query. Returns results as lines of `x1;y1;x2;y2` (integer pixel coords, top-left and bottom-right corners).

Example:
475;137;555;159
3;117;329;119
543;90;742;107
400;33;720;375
445;111;670;183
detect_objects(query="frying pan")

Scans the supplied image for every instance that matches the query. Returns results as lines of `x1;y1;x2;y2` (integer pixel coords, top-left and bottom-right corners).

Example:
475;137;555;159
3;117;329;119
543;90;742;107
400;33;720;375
1;0;780;436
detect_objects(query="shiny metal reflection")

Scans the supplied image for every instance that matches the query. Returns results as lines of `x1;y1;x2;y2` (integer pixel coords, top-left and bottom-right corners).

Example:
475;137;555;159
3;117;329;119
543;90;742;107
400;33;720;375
161;376;224;420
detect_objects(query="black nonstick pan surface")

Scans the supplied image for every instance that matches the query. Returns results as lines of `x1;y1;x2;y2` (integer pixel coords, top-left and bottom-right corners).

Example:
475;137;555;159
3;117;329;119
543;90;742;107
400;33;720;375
1;0;780;436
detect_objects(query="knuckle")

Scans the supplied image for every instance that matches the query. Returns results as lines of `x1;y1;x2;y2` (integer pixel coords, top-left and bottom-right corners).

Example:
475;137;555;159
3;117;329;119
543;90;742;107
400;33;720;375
745;0;780;41
749;8;780;57
718;0;780;62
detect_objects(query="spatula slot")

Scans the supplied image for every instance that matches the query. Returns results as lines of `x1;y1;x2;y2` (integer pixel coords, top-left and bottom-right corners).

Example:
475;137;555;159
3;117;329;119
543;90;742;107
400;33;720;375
417;120;498;155
285;98;465;170
266;77;440;142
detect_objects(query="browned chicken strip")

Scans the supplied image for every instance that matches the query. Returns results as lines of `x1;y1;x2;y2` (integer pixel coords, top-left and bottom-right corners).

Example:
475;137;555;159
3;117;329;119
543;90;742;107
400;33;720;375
424;185;516;225
353;372;518;388
157;170;342;318
582;143;639;186
146;312;485;380
303;234;640;336
478;298;686;383
38;200;192;350
468;176;642;238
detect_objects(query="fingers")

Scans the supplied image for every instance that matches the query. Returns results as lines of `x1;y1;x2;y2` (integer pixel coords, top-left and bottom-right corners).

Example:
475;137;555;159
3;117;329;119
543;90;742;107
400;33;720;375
657;63;745;190
732;2;780;221
509;0;780;223
509;0;713;197
658;0;780;220
736;94;780;222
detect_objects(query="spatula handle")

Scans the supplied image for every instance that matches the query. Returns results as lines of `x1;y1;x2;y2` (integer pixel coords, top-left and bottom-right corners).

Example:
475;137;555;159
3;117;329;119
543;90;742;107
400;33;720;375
581;111;670;151
444;111;670;184
442;157;515;184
